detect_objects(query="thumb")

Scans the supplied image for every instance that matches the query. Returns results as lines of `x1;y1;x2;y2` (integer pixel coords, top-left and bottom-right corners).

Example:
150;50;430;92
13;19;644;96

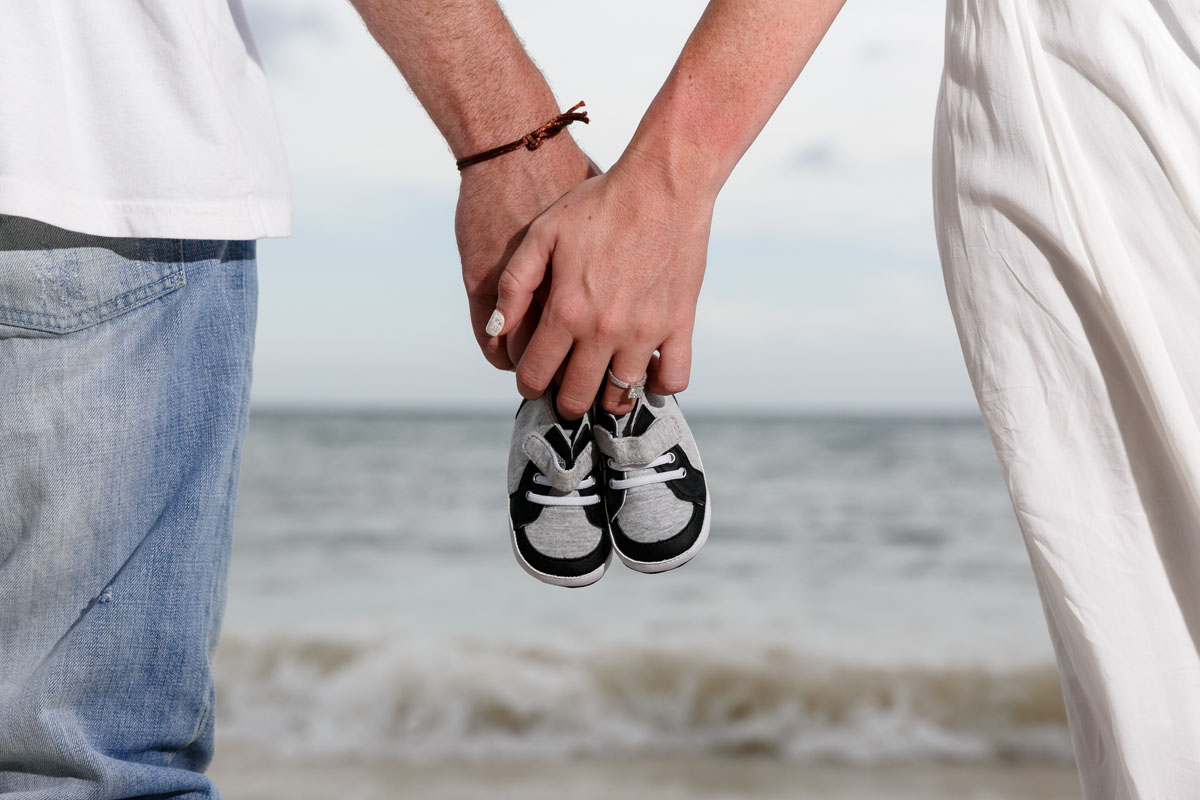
486;221;553;338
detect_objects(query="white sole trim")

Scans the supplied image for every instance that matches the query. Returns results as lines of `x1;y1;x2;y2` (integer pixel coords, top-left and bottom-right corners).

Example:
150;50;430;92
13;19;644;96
613;494;711;575
509;520;611;588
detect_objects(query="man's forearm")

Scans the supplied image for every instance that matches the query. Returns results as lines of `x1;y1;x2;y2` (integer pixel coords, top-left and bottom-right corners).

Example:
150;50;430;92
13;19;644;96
347;0;564;159
621;0;848;200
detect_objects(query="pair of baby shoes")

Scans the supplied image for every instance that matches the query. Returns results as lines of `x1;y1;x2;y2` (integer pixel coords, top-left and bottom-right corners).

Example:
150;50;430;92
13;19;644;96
506;386;710;587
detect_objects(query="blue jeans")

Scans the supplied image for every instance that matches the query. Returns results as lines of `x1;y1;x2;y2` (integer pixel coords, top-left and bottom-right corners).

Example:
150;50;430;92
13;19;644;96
0;216;257;798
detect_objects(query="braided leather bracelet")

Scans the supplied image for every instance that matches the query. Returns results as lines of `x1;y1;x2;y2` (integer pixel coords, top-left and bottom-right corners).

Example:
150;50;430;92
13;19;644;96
455;101;589;171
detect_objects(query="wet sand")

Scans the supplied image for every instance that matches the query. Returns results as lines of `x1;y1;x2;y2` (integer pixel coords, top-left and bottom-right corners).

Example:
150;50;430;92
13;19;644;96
209;751;1081;800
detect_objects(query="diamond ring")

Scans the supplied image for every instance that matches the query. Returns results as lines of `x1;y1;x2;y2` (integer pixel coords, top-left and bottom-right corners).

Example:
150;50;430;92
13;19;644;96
606;368;648;401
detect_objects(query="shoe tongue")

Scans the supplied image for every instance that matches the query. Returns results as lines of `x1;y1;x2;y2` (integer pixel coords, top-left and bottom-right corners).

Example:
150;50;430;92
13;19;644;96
544;412;591;469
544;383;584;434
557;414;583;438
544;387;588;452
596;394;660;444
598;396;678;471
623;400;656;438
611;400;663;478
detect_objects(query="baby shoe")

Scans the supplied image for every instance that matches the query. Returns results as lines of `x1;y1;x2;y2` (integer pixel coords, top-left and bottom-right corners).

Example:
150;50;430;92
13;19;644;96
592;392;710;573
507;388;611;587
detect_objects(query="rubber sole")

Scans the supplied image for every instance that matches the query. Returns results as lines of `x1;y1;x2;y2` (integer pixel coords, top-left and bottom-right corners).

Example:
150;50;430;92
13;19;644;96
612;496;711;575
508;523;612;588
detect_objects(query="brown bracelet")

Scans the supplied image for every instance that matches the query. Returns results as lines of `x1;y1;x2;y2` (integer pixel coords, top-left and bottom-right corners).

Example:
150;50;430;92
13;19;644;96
455;101;589;171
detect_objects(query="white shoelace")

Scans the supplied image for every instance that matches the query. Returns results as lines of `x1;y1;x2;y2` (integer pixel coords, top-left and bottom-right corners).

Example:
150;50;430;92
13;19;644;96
526;473;600;506
607;452;687;490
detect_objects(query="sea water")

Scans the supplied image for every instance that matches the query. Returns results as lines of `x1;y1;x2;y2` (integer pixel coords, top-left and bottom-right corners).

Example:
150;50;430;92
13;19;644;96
215;409;1070;764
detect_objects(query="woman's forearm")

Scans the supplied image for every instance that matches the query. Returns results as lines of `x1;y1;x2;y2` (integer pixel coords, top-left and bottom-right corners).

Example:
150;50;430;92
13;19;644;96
619;0;848;201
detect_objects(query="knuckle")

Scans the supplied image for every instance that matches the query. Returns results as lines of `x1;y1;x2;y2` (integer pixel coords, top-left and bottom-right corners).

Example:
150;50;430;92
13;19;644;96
557;394;589;418
660;376;689;394
603;396;634;414
517;384;542;401
547;298;584;331
631;319;659;343
594;312;625;341
528;215;552;241
516;365;549;393
496;268;523;298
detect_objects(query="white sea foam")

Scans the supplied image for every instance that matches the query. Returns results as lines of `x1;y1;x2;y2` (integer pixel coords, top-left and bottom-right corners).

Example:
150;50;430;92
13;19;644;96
213;631;1071;764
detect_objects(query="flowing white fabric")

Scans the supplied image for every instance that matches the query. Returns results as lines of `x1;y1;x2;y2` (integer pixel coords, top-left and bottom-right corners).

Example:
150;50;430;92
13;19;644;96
933;1;1200;796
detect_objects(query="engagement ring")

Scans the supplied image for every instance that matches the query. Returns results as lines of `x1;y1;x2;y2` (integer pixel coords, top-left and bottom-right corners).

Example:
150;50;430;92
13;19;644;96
606;368;648;401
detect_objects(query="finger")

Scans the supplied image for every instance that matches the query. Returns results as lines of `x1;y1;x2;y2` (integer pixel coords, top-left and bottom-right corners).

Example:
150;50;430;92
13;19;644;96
601;345;656;417
556;341;612;420
490;220;553;338
648;335;691;396
516;319;573;402
469;295;514;371
505;274;551;365
505;302;539;366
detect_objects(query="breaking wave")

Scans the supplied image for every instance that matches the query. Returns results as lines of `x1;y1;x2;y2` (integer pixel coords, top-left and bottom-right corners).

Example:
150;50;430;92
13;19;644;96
213;631;1070;764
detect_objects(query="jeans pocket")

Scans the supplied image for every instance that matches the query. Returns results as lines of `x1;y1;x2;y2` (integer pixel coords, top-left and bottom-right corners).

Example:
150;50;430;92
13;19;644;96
0;216;187;336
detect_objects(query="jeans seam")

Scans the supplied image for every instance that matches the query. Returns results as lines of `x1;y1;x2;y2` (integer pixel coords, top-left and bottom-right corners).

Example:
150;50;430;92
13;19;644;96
176;249;254;767
0;267;186;333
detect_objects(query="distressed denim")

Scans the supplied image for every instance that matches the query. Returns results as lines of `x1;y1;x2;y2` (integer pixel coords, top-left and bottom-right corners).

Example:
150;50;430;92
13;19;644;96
0;215;257;799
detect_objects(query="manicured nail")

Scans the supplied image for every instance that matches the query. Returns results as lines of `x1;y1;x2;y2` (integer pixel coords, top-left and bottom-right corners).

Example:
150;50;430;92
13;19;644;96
485;309;504;337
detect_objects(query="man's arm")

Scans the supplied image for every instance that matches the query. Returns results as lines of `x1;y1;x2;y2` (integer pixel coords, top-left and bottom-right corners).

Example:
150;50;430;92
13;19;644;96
490;0;848;416
347;0;595;370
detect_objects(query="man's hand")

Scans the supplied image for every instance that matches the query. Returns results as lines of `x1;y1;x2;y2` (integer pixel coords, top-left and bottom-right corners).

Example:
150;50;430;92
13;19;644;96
456;144;598;371
490;150;714;418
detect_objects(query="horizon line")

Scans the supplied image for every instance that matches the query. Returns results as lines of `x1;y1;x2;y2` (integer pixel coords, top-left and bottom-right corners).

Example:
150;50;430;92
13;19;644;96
247;401;984;422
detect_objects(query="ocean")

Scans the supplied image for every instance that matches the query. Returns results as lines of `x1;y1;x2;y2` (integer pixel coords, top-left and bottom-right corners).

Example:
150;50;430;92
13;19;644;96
210;408;1080;798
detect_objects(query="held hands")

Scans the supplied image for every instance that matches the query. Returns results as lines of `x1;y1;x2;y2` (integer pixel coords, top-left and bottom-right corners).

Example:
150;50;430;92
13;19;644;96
489;150;714;418
456;141;598;370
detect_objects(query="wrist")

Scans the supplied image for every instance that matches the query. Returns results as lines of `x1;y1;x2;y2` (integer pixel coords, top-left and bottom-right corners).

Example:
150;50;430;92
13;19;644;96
615;82;727;206
447;91;567;161
619;128;720;211
458;132;593;196
611;141;721;216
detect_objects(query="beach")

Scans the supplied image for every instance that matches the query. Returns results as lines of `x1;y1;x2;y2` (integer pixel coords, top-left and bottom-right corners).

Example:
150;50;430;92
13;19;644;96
210;752;1081;800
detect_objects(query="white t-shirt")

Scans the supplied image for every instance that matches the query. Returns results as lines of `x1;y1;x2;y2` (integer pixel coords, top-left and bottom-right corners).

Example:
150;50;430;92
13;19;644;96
0;1;291;240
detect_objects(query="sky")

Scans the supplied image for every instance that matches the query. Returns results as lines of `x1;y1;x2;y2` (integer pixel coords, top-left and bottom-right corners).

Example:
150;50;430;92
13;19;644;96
240;0;976;413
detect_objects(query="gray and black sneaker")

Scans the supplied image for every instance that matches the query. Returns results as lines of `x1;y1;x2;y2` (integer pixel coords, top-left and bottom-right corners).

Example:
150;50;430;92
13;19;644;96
593;392;710;573
507;389;611;587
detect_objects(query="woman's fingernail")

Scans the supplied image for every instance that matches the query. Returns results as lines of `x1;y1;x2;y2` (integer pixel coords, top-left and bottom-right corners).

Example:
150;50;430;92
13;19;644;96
484;309;504;337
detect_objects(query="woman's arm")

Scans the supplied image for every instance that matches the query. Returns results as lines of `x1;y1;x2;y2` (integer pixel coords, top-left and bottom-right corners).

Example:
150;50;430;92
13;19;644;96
628;0;849;202
491;0;848;417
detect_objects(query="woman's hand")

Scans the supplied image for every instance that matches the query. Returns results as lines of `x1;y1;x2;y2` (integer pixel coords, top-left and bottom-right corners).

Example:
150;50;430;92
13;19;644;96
490;150;715;418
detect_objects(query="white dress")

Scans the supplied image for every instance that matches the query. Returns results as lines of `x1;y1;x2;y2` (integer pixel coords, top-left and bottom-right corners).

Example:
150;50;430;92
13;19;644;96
933;1;1200;796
